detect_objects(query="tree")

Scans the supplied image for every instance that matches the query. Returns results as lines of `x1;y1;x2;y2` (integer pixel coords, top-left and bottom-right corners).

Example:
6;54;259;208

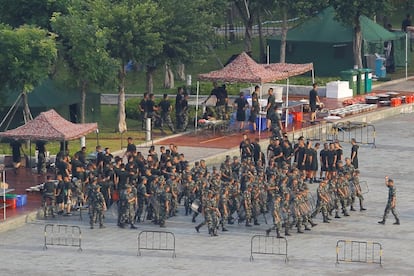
0;0;67;30
233;0;262;54
156;0;223;89
272;0;329;63
92;0;165;133
0;24;57;122
51;1;118;123
330;0;393;68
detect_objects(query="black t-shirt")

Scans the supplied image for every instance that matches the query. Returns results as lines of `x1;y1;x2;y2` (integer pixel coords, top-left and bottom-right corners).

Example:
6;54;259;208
175;94;183;111
146;100;155;113
351;144;359;158
240;140;252;157
336;148;343;163
327;150;336;165
212;87;227;106
309;89;318;107
235;97;248;111
43;181;56;195
159;99;171;114
273;145;283;163
126;143;136;154
320;149;328;165
296;146;306;164
267;94;275;111
282;144;292;161
117;169;129;190
103;154;113;167
140;99;148;112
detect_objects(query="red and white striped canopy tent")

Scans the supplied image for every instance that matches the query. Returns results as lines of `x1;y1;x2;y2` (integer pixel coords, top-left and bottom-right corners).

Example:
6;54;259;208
0;109;98;141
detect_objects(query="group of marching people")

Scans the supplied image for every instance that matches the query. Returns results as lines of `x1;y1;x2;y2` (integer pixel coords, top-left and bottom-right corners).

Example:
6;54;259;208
41;134;365;237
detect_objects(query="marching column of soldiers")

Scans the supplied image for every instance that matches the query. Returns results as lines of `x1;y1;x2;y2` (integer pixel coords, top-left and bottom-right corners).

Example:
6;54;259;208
41;135;366;238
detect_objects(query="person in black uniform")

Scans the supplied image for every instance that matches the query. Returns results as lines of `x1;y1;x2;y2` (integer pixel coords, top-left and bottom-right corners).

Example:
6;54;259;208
239;134;252;161
326;143;337;179
234;92;248;131
350;138;359;169
294;137;307;173
265;88;275;130
248;92;260;133
203;82;228;120
319;143;329;180
309;83;321;123
139;92;149;129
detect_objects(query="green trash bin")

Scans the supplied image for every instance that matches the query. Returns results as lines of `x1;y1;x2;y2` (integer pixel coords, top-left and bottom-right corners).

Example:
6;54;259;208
340;70;358;96
357;69;365;95
359;68;372;93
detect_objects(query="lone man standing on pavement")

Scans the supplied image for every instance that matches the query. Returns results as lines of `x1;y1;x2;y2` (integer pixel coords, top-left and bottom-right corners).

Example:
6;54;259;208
378;176;400;225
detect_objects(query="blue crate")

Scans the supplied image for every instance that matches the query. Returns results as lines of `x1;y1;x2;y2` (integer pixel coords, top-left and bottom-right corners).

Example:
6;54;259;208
16;194;27;207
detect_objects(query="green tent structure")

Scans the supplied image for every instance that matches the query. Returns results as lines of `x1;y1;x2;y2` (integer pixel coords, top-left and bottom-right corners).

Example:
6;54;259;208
267;7;408;76
0;79;100;131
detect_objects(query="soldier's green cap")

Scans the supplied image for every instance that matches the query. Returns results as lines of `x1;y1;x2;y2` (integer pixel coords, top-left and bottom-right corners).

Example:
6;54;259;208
125;184;132;189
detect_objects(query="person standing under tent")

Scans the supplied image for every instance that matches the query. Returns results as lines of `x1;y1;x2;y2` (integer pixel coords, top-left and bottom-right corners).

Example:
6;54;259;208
309;83;321;124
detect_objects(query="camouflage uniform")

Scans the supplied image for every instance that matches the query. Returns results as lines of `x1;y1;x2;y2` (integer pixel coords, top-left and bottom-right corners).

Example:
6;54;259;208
205;192;219;236
90;186;106;229
219;189;230;231
311;181;331;223
159;186;171;227
351;173;366;211
251;185;261;225
266;195;283;238
243;187;253;226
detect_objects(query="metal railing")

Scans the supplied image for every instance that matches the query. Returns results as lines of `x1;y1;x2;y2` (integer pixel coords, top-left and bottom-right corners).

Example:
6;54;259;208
43;224;82;252
336;240;383;266
137;230;176;258
250;234;288;263
292;121;376;147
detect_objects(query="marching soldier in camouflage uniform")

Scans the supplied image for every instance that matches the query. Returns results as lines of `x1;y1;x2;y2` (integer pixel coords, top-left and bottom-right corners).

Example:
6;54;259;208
337;174;350;217
205;190;220;236
219;187;230;231
311;180;331;223
135;176;150;223
378;176;400;225
266;195;283;238
351;170;366;211
159;185;171;228
90;185;107;229
251;184;261;225
243;185;253;227
119;184;137;229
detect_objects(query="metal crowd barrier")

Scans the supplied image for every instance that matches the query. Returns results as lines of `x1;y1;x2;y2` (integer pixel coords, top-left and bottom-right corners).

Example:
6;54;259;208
359;180;369;195
293;121;376;148
43;224;82;252
330;122;376;147
250;234;288;263
137;230;176;258
336;240;382;266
